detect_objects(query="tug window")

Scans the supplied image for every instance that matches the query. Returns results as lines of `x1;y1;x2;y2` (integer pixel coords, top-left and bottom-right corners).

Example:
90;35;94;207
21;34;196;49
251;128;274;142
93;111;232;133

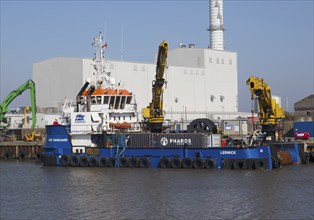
109;96;115;109
96;96;102;104
126;96;132;104
91;96;96;105
103;96;109;104
115;96;121;109
120;96;126;109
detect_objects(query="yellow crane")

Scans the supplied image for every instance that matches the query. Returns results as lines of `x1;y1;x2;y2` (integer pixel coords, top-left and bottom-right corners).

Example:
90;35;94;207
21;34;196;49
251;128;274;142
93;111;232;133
142;40;168;132
246;76;285;141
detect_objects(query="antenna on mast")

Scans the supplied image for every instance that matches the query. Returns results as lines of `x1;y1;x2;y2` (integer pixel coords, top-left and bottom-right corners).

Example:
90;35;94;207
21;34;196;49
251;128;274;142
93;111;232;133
92;32;111;88
121;24;124;61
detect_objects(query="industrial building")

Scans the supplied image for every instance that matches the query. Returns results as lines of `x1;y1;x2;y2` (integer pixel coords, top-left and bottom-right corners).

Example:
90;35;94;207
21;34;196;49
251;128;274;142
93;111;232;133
32;0;245;124
33;47;238;121
294;94;314;120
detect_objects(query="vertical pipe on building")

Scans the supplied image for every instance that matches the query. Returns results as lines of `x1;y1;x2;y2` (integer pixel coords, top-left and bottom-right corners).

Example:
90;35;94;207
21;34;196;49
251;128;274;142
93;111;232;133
209;0;224;50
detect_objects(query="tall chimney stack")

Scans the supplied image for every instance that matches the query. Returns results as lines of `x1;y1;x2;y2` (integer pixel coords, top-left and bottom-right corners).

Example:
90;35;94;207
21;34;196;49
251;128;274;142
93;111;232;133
209;0;224;50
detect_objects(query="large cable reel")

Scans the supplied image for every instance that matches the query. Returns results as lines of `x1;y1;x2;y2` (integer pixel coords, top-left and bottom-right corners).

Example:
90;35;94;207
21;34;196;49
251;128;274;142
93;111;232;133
187;118;218;134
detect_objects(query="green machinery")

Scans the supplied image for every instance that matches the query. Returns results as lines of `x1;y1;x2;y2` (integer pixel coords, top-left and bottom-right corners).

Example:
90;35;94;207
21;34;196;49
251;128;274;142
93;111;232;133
0;79;36;129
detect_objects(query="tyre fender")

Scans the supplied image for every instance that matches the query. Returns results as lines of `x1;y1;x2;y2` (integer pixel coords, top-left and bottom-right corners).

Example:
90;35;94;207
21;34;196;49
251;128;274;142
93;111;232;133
89;157;99;167
192;158;204;169
246;159;254;170
182;158;193;169
139;157;150;168
80;156;89;167
171;158;182;169
119;157;129;168
60;155;70;166
19;151;26;160
253;158;267;170
233;159;247;170
70;155;80;166
160;158;170;168
108;157;117;167
128;157;139;168
204;158;215;169
99;157;109;167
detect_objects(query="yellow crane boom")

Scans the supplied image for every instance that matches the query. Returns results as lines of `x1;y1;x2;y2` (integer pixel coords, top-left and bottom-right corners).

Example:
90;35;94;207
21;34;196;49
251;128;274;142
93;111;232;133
142;40;168;132
246;76;285;141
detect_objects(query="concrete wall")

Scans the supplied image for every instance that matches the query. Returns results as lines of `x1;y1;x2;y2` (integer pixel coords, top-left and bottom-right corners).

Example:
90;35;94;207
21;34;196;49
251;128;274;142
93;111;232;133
294;94;314;120
33;57;84;108
105;60;155;114
164;48;238;120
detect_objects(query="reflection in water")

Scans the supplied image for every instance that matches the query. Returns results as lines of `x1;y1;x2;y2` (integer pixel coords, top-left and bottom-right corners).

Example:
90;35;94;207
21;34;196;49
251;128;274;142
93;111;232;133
1;161;313;220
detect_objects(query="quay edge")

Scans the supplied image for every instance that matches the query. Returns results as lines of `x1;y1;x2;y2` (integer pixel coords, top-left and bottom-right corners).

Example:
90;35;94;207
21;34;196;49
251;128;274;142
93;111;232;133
0;141;43;160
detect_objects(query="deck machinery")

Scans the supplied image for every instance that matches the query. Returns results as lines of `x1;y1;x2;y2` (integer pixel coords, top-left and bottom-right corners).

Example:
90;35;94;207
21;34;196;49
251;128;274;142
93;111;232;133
0;79;36;129
142;40;168;133
0;80;38;141
247;76;285;142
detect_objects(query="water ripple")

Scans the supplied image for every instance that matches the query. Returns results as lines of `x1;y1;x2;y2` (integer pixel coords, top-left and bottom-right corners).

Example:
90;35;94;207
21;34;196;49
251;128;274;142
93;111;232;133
1;161;313;220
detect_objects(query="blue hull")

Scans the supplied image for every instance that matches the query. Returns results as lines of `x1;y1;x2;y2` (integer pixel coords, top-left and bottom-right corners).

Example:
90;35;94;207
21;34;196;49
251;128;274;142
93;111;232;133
41;125;302;170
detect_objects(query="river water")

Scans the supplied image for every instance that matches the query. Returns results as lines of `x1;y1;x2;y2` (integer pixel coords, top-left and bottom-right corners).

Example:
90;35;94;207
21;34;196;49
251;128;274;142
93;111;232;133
0;160;313;220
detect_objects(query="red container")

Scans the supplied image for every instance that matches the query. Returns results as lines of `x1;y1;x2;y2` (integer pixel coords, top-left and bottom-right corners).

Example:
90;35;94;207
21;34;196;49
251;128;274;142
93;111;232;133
295;132;310;140
221;140;227;147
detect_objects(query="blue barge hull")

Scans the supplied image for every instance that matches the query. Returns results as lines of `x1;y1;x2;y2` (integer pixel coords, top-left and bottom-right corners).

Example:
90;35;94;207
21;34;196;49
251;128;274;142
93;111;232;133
41;126;301;170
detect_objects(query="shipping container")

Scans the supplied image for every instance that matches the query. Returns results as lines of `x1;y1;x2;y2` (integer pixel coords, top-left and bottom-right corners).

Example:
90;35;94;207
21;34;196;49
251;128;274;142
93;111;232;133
293;121;314;137
222;119;248;136
207;134;222;147
155;133;205;148
123;133;207;148
126;133;153;148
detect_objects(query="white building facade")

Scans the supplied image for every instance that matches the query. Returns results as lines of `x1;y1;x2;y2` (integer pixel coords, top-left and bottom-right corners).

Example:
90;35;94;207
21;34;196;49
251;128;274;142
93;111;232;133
33;47;238;122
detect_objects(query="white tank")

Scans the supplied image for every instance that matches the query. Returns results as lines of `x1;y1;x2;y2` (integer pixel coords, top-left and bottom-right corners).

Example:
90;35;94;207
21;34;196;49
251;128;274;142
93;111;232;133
210;0;224;50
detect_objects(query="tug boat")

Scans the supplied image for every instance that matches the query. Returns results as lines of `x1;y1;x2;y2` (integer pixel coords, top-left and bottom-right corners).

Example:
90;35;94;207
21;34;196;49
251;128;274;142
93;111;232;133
58;32;140;153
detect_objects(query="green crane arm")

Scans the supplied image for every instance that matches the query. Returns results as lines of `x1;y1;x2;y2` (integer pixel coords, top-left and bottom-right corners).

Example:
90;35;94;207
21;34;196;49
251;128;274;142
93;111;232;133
0;79;36;129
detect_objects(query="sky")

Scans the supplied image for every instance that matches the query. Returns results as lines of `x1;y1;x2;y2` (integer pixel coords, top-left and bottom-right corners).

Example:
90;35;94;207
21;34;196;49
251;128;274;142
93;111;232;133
0;0;313;112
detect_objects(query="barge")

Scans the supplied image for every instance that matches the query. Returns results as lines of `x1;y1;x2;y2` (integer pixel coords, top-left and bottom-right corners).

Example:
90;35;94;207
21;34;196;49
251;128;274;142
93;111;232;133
41;125;305;170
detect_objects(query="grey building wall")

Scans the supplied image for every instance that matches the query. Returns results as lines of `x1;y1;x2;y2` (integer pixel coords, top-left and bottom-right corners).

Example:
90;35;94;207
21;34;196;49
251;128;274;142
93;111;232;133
294;94;314;120
33;57;84;108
